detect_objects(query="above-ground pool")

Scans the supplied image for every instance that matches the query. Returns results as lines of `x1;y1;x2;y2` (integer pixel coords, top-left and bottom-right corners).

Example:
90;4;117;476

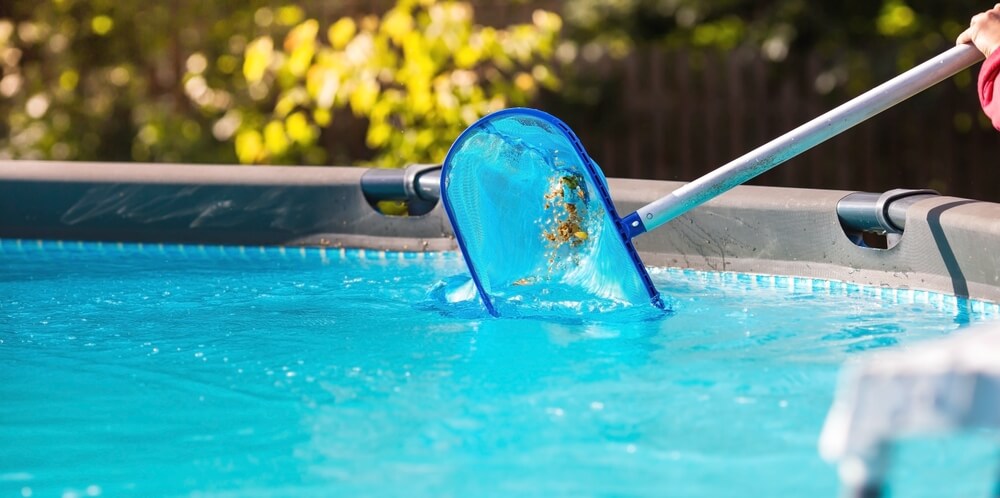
3;239;999;497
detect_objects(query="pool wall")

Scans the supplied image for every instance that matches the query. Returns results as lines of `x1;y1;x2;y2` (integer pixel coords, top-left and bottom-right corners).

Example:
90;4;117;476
2;161;999;302
612;178;1000;303
0;161;453;251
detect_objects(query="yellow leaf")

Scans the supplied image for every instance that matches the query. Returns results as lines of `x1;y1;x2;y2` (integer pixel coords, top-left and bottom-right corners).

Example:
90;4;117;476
454;45;479;69
370;98;393;122
287;43;316;78
349;79;380;115
275;87;307;118
276;6;305;27
285;111;314;145
91;15;113;36
531;10;562;33
366;121;392;147
376;200;408;216
235;129;264;164
514;72;535;93
877;0;917;36
284;19;318;51
243;37;274;84
415;129;434;148
327;18;357;50
411;92;432;116
263;120;289;156
58;70;79;91
307;67;340;109
380;8;413;45
313;108;332;126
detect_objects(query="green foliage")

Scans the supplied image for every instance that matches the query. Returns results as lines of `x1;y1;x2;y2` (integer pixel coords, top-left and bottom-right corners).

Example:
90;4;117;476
0;0;991;164
563;0;986;63
235;0;563;166
0;1;281;163
0;0;562;166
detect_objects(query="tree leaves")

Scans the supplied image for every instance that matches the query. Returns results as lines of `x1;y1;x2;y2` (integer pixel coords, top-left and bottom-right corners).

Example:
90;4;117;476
241;0;564;166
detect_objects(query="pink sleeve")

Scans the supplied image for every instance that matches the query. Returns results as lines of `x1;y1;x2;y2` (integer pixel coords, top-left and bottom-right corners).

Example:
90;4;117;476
980;50;1000;131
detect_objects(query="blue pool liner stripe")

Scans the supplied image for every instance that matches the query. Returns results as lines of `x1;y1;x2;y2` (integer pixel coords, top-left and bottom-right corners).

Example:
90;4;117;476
0;238;459;262
2;237;997;317
648;266;1000;318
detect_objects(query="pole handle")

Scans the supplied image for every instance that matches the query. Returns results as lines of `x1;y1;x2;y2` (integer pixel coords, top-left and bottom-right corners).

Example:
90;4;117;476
625;43;985;237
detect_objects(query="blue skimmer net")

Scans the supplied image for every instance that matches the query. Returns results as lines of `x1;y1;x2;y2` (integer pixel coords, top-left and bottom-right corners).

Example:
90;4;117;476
440;108;663;317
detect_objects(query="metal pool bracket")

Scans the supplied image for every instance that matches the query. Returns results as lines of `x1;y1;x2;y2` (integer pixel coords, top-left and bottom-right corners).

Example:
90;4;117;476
837;189;939;249
360;163;442;215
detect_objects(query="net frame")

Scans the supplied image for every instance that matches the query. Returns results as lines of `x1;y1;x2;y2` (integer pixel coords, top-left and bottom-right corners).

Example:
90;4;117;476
440;108;663;317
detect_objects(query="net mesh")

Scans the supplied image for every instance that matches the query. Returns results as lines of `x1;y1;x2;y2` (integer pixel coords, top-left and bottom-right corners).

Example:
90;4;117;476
441;109;662;317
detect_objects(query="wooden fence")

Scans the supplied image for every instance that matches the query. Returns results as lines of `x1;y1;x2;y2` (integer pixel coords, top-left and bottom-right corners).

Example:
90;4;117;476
549;47;1000;201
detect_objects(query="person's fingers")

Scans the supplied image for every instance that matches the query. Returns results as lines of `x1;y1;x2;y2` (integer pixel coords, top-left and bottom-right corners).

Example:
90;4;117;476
958;26;974;45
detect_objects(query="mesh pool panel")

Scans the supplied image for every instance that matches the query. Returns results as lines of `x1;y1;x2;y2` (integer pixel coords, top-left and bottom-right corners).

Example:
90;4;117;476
441;108;662;316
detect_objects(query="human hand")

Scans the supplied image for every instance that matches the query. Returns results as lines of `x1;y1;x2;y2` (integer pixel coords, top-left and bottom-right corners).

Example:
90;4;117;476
958;4;1000;58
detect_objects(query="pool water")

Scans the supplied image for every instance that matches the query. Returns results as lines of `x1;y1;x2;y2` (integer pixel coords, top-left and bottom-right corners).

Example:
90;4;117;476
2;240;999;498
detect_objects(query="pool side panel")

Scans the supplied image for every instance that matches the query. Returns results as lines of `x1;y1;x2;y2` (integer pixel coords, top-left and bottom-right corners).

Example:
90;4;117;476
609;178;1000;303
0;161;455;251
3;161;999;303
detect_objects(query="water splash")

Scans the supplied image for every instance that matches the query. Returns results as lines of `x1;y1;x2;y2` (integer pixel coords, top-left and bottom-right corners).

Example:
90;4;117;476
423;273;672;323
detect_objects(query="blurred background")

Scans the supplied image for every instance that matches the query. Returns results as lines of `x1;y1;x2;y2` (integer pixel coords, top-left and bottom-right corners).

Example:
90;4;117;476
1;0;998;200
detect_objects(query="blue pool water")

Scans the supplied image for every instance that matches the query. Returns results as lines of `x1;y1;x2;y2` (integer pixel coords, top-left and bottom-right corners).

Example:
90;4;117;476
1;239;999;497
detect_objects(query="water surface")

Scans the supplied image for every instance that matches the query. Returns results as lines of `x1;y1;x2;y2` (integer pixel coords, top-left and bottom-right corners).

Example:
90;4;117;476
1;240;997;497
